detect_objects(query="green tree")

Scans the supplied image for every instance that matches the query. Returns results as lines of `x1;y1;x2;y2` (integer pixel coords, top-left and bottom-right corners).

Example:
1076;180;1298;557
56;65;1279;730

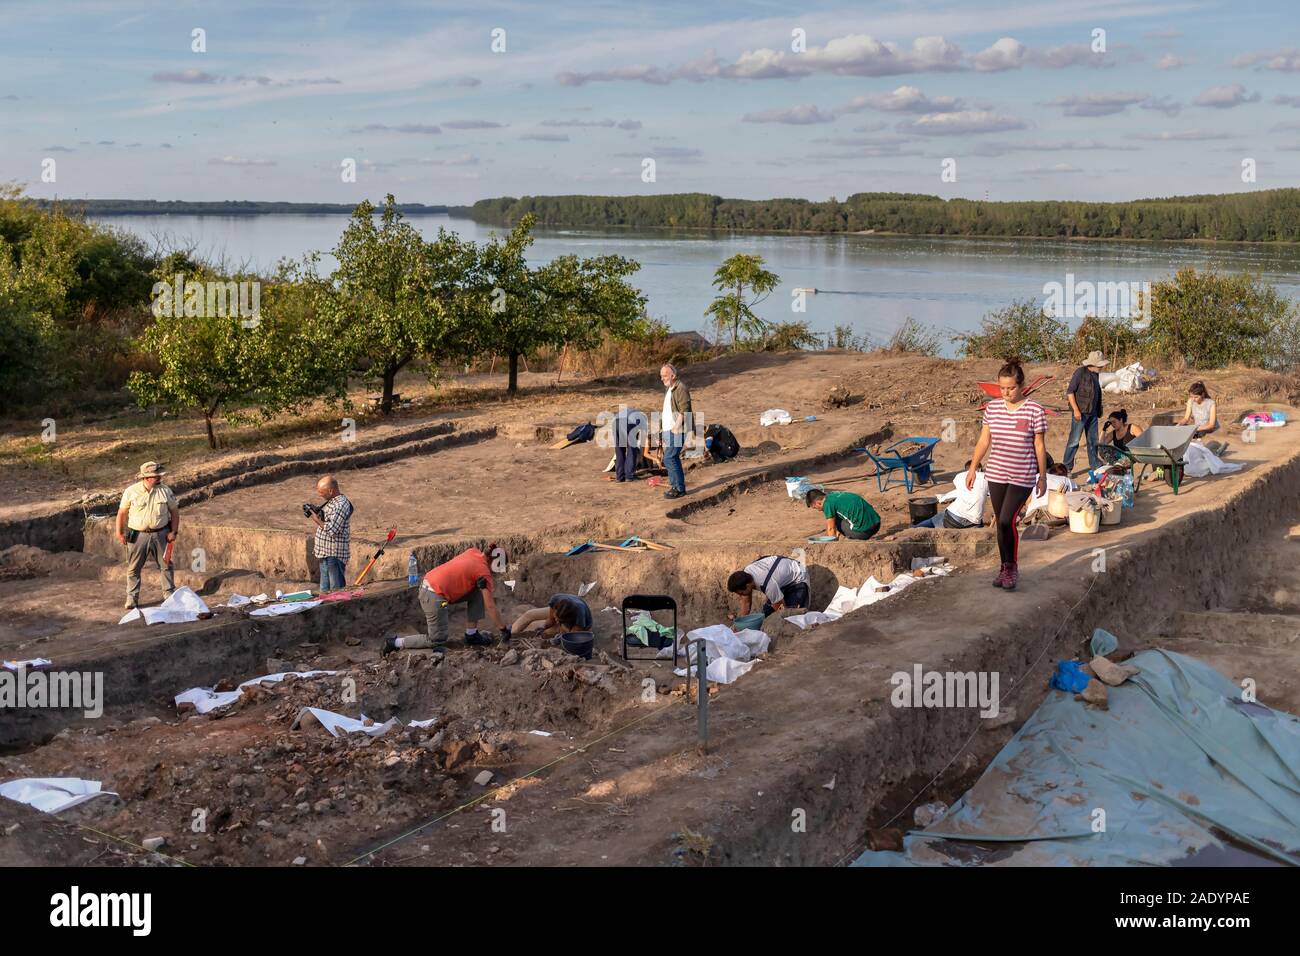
1146;268;1293;368
128;267;348;448
316;195;472;414
955;299;1071;362
471;214;646;395
705;253;779;349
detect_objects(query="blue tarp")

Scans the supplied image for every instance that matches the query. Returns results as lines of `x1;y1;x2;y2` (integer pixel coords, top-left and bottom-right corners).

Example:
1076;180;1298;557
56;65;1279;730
854;649;1300;866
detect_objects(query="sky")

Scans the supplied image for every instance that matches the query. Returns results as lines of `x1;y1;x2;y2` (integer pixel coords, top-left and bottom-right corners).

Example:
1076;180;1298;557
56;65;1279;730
2;0;1298;205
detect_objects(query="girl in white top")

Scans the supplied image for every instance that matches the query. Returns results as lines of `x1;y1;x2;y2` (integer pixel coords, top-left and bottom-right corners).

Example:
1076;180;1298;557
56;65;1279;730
913;459;988;529
1175;382;1218;438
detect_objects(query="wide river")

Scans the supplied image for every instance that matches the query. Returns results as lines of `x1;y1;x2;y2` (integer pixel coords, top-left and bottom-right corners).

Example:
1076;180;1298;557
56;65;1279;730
94;213;1300;355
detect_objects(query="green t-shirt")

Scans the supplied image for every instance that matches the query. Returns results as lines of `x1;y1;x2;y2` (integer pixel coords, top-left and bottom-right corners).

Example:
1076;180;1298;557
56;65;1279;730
823;491;880;532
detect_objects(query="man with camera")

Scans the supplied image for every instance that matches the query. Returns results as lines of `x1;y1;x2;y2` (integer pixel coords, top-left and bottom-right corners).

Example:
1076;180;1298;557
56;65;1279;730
116;461;180;610
305;474;353;592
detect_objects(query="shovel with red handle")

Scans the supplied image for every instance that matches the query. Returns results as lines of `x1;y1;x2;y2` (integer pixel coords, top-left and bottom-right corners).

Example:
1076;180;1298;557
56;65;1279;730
354;528;396;587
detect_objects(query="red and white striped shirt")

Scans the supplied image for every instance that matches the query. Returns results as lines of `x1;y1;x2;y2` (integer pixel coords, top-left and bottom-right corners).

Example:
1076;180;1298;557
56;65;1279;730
982;398;1047;487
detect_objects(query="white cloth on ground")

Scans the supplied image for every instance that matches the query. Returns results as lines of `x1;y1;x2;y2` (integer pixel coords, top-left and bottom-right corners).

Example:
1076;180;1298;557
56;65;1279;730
785;570;945;629
671;624;770;684
174;670;337;715
119;586;210;626
1183;442;1243;478
0;778;117;814
761;409;793;427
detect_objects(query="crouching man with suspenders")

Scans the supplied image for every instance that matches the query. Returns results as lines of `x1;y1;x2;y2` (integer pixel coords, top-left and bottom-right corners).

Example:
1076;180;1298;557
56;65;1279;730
726;554;810;618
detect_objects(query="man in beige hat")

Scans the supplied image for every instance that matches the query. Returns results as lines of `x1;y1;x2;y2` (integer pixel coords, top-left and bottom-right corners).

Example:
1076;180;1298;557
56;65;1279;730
115;461;180;609
1062;350;1108;475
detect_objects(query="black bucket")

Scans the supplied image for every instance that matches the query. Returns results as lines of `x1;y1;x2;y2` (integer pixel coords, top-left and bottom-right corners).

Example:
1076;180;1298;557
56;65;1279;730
560;631;595;660
908;496;939;523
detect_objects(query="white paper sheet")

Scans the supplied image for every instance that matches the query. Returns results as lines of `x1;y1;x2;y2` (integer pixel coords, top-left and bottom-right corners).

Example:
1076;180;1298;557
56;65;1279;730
249;600;323;617
118;586;210;626
0;777;117;814
174;670;338;715
293;707;398;738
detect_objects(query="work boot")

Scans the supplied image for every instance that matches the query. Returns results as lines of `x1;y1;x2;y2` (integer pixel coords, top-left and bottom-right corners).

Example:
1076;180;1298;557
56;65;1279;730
664;489;684;500
992;563;1008;588
465;629;493;647
381;635;400;657
1003;563;1020;591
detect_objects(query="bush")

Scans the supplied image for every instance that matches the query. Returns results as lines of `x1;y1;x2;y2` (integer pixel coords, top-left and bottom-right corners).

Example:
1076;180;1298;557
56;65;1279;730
826;324;874;351
759;320;822;352
885;317;943;356
955;299;1071;362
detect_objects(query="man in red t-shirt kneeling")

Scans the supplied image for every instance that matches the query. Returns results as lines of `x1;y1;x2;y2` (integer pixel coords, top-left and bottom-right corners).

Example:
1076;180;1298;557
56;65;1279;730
384;545;509;655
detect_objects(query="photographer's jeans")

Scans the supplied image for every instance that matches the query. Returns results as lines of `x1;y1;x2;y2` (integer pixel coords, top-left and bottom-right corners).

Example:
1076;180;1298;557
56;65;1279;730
318;556;346;592
1062;415;1100;473
662;430;686;493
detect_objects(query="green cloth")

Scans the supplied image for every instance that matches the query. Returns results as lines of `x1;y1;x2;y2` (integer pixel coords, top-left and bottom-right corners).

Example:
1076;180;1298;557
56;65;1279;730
625;613;675;647
822;491;880;533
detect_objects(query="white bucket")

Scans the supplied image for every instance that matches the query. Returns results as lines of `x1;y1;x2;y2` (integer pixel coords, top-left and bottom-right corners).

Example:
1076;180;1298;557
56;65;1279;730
1067;493;1101;534
1047;488;1070;519
1099;496;1122;526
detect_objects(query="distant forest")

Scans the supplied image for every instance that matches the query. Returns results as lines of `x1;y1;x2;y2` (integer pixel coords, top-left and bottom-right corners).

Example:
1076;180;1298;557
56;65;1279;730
34;199;449;216
449;189;1300;242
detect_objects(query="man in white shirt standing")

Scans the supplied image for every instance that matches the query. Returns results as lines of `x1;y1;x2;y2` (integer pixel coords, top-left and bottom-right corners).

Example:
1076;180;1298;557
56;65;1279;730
913;460;988;529
727;555;810;617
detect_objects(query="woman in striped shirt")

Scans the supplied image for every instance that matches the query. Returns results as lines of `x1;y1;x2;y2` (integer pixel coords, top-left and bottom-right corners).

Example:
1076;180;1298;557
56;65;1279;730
964;358;1048;591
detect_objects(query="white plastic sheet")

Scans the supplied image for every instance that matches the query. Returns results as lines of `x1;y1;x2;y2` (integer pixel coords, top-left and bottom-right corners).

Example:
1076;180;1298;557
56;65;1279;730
673;624;770;684
118;586;210;626
760;409;793;427
174;670;337;715
3;658;51;670
249;600;323;617
0;778;117;814
1099;362;1150;394
1184;442;1244;478
786;569;946;629
293;707;398;738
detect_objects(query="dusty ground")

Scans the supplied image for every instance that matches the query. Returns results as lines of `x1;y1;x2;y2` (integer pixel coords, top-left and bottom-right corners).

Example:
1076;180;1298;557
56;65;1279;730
3;349;1299;867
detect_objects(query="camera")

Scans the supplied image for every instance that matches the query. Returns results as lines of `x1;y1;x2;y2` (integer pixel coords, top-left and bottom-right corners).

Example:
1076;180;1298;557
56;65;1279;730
302;502;323;519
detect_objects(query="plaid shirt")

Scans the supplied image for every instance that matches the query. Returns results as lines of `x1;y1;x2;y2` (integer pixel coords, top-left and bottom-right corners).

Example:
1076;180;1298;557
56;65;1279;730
313;494;353;561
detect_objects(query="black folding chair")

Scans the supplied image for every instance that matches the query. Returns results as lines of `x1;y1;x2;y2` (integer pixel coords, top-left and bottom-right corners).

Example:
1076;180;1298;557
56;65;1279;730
622;594;679;667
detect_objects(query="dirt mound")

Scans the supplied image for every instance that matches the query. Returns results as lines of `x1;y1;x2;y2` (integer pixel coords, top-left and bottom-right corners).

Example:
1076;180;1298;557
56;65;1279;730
0;544;108;581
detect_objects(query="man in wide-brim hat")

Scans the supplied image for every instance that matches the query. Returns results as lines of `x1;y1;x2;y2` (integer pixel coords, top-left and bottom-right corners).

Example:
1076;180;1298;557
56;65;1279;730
115;461;180;609
1062;349;1109;476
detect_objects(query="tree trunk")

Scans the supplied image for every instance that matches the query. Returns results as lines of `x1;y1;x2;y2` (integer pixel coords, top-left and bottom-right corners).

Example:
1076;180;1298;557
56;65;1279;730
508;351;520;395
556;344;569;383
733;283;742;350
381;361;397;415
204;411;217;450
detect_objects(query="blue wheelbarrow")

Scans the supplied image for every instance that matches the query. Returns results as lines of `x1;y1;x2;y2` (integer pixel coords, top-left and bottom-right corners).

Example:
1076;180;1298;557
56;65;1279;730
858;437;940;493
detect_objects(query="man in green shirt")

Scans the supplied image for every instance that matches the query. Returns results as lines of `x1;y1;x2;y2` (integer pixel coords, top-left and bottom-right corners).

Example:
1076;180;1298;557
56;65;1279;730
806;489;881;540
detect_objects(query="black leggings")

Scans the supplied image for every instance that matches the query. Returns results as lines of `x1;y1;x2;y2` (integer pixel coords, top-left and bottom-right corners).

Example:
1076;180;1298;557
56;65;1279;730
987;481;1033;566
834;517;881;541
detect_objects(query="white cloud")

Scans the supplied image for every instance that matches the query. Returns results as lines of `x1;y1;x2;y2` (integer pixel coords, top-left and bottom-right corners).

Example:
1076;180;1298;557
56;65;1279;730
1156;53;1184;69
742;104;836;124
1232;48;1300;72
1048;91;1148;116
208;156;276;166
1193;84;1260;108
1134;130;1231;141
898;110;1028;135
839;85;963;113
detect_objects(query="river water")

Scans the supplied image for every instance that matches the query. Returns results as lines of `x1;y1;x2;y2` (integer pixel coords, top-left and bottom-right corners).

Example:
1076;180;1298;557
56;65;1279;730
94;213;1300;354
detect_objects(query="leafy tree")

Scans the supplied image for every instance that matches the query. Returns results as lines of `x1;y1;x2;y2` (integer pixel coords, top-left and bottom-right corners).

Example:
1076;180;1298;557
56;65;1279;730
705;253;779;349
955;299;1071;362
128;267;348;448
315;195;473;413
1144;268;1293;369
470;214;646;395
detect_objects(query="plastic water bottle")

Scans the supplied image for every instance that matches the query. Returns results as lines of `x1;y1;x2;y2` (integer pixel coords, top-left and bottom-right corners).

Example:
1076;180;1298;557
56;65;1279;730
1120;473;1134;508
407;553;419;588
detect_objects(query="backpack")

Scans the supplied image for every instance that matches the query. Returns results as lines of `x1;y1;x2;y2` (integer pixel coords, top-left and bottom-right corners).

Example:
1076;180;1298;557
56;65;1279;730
704;423;740;462
1074;369;1099;417
566;422;596;444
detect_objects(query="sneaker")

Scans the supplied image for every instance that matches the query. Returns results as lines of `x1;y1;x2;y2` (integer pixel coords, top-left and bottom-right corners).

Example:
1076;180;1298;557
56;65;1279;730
1003;563;1020;591
991;563;1008;588
664;489;685;500
465;630;494;647
381;635;400;657
430;643;447;656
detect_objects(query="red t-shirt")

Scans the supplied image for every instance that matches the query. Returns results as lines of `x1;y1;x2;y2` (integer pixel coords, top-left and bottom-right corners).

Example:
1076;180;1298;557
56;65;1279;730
423;548;492;602
983;398;1047;488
